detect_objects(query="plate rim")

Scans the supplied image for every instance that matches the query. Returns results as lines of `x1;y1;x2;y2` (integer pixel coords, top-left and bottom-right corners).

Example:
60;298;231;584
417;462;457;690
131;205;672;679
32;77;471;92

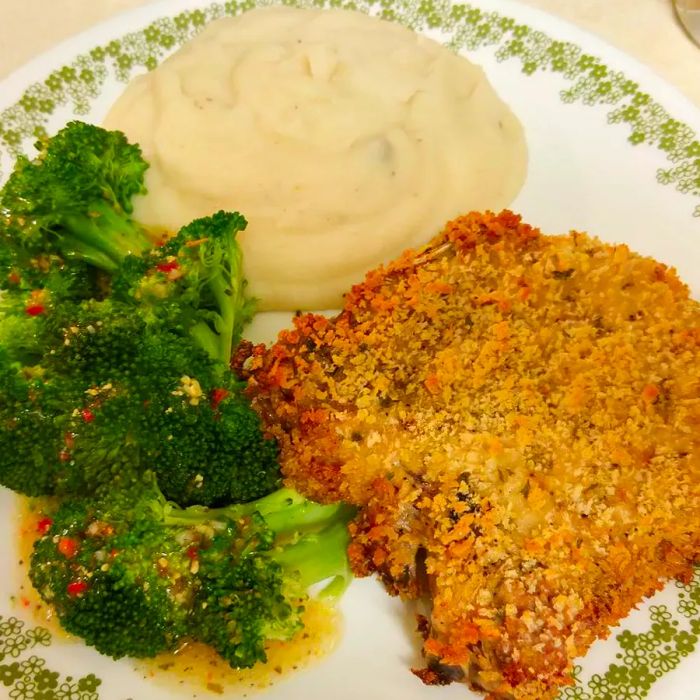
0;2;698;700
1;0;699;128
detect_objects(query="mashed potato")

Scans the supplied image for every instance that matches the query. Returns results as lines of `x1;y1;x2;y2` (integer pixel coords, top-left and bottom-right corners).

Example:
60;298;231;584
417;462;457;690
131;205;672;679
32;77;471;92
105;6;527;310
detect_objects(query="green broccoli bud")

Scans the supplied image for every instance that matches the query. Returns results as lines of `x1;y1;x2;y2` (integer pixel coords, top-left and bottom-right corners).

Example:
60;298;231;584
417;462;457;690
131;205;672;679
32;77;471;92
0;121;152;283
29;477;354;666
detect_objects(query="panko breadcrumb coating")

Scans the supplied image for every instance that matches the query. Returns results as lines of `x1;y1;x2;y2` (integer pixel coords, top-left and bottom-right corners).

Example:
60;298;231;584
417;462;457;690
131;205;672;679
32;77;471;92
246;211;700;699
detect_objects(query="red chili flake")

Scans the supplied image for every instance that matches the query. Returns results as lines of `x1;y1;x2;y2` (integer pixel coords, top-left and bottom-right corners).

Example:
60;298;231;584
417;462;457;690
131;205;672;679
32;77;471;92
59;450;71;462
7;272;21;285
157;260;180;274
81;409;95;423
20;597;31;608
210;388;229;409
186;546;199;560
36;517;53;535
64;432;75;449
58;537;79;558
67;581;88;597
109;548;119;559
25;304;45;316
642;383;660;403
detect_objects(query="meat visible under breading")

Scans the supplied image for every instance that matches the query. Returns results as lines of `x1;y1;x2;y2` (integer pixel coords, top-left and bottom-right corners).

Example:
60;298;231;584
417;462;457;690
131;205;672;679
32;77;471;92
246;211;700;699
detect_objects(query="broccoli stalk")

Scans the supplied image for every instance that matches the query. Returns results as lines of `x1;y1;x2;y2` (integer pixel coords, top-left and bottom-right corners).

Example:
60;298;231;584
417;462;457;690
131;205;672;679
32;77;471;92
59;204;150;272
157;486;354;598
189;215;248;365
274;519;353;598
160;487;333;531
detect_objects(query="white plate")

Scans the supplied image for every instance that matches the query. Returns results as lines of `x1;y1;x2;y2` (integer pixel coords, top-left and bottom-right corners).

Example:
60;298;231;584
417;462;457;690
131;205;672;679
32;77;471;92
0;1;699;699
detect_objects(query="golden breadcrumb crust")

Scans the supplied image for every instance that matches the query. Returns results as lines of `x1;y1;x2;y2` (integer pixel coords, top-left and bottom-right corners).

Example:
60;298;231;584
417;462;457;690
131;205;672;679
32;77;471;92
247;211;700;699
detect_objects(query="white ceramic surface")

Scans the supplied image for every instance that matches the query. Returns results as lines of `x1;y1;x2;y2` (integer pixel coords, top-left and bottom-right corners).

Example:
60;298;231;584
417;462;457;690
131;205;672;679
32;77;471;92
0;2;698;699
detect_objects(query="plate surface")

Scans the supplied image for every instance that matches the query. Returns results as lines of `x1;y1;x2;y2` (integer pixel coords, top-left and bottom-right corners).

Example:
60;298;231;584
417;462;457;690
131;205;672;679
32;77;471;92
0;1;699;699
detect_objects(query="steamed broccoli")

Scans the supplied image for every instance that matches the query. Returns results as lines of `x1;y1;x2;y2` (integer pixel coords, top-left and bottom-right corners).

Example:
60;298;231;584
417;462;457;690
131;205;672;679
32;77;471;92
0;121;255;368
0;346;73;496
0;122;280;505
1;120;354;676
0;121;151;286
0;293;279;504
114;210;254;366
161;211;254;365
146;375;280;506
30;477;353;666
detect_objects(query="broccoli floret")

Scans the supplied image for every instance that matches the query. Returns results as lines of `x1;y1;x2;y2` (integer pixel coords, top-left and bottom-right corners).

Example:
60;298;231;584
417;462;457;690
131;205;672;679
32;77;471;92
116;211;254;366
0;121;151;283
30;492;190;658
0;288;45;366
0;294;279;504
0;338;141;498
148;381;280;506
165;211;254;365
0;295;147;497
30;478;353;665
42;298;147;385
0;122;280;505
0;347;74;496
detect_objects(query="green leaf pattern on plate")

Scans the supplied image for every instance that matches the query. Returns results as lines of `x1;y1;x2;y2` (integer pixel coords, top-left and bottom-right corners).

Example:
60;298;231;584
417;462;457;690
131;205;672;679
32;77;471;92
556;575;700;699
0;0;698;215
0;0;698;697
0;616;101;699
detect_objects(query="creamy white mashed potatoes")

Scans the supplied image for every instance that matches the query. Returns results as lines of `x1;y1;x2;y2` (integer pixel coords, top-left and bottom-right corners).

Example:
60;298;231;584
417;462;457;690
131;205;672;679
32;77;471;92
105;6;527;310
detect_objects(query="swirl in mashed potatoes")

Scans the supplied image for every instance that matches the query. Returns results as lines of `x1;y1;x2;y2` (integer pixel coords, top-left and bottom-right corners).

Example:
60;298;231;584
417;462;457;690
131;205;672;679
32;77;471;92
105;6;527;310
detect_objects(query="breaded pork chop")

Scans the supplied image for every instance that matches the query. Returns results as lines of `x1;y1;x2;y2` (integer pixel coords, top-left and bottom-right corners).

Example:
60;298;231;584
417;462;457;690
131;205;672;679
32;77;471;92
246;211;700;699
